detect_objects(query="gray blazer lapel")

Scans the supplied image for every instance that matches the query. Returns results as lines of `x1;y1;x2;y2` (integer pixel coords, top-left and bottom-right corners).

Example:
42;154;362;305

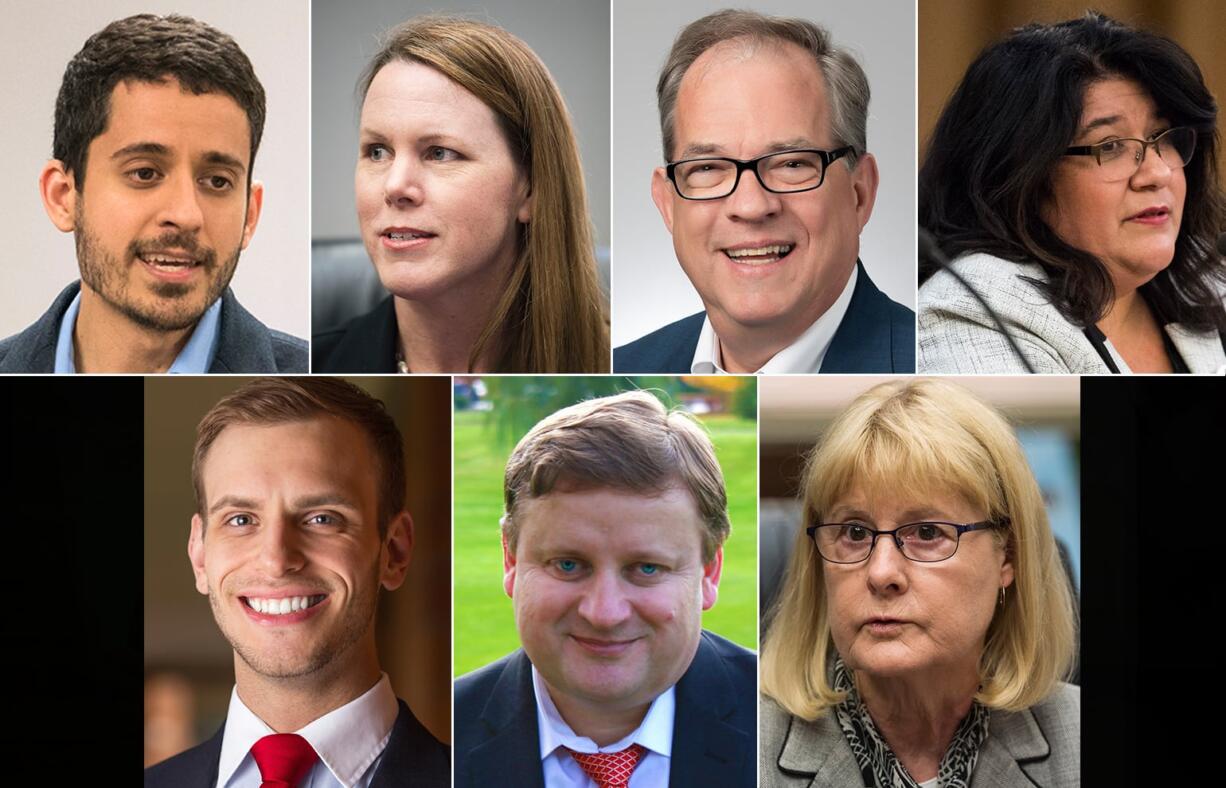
970;705;1052;787
776;711;863;787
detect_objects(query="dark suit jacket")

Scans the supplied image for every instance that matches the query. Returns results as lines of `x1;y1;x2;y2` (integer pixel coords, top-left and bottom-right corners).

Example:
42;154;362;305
0;281;308;373
454;631;756;788
312;295;398;373
144;699;449;788
613;261;915;373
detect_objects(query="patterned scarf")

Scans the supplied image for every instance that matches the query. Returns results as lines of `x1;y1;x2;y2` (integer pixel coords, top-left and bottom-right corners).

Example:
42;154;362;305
831;656;989;788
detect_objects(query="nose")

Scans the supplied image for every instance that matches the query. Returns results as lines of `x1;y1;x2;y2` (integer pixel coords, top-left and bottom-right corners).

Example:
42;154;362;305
1130;141;1174;189
724;166;781;221
255;516;306;577
864;533;910;596
384;158;425;207
157;171;205;232
576;570;633;631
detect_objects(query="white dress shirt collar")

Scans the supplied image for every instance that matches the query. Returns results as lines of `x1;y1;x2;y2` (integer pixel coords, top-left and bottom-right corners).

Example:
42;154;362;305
690;262;858;374
215;673;399;788
532;664;674;786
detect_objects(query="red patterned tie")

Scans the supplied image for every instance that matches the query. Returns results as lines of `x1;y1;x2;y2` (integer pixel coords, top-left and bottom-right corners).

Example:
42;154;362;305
250;733;319;788
565;743;646;788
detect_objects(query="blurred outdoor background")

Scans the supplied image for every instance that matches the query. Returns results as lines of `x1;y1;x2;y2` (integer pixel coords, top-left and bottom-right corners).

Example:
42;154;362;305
453;375;758;675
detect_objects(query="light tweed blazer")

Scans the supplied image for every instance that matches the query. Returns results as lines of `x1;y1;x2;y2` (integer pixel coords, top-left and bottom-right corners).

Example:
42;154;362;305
918;252;1226;373
760;683;1081;788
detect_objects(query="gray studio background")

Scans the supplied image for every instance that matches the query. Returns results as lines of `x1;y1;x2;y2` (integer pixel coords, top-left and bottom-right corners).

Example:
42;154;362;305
612;0;917;346
0;0;310;341
311;0;610;247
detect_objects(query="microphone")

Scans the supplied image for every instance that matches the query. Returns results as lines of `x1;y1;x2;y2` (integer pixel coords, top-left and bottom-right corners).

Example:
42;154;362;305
918;228;1036;374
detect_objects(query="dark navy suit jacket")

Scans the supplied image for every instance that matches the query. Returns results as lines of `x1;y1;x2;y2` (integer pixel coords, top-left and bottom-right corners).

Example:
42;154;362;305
0;281;307;373
454;631;756;788
144;699;449;788
613;261;914;373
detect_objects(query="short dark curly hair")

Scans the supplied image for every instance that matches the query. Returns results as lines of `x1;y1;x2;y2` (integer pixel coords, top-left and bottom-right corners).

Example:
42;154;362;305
53;13;266;189
920;12;1226;334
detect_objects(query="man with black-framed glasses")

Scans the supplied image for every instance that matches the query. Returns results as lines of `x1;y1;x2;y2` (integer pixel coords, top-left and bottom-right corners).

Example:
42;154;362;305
614;9;914;374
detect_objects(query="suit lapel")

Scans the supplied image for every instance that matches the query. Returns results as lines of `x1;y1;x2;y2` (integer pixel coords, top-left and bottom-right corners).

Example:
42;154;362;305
466;651;546;788
970;705;1052;787
668;637;752;787
209;289;276;372
775;710;863;787
821;261;892;373
370;700;450;788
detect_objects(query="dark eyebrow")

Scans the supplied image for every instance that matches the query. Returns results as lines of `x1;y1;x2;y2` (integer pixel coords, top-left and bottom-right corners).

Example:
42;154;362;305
202;151;246;174
291;494;362;511
110;141;171;160
1078;114;1123;138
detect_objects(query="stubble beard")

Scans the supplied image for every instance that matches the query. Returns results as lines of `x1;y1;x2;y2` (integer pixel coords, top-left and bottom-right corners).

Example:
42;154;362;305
74;201;239;332
209;570;381;682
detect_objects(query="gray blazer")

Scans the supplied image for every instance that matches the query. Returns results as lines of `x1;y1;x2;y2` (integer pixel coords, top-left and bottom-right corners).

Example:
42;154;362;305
0;281;308;373
918;252;1226;373
760;683;1080;788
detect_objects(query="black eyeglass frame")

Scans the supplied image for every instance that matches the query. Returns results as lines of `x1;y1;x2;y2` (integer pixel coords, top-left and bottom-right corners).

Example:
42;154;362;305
665;146;855;201
804;520;1003;564
1063;126;1197;170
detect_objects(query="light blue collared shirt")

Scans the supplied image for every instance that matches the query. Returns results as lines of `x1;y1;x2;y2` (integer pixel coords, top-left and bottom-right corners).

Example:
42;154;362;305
54;290;222;373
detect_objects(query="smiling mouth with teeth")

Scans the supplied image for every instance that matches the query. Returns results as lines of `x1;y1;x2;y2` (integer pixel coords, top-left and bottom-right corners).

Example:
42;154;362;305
385;231;433;240
139;253;200;269
723;244;794;263
242;595;327;615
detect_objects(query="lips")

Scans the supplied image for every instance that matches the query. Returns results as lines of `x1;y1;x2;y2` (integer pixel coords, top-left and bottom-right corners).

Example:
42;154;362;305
1126;205;1170;223
720;240;795;265
380;226;436;252
570;634;642;656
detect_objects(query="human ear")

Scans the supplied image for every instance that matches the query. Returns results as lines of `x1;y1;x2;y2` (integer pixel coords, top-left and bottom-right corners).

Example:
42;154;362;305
40;160;77;233
650;168;675;234
240;180;264;249
188;514;209;595
849;152;879;231
700;546;724;611
501;520;517;598
380;510;414;591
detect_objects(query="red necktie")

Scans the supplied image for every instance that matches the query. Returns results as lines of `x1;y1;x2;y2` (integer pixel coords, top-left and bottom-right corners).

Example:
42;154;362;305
250;733;319;788
565;743;646;788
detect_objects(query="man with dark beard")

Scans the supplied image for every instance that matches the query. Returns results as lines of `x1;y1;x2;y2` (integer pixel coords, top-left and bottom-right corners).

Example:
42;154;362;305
0;14;306;373
145;377;448;787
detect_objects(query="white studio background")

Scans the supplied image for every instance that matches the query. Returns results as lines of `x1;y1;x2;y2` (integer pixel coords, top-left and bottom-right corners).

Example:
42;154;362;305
0;0;310;341
612;0;917;346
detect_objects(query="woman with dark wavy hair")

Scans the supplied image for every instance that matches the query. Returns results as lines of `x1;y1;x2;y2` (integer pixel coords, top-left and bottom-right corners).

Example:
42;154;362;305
918;12;1226;373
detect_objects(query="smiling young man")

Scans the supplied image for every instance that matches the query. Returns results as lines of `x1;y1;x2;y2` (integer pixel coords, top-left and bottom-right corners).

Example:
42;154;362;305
454;391;756;787
0;14;306;373
144;378;447;788
614;10;913;374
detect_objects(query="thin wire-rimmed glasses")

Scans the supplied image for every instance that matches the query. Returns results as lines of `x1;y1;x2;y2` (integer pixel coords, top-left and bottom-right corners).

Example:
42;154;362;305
805;520;1002;564
1063;126;1197;182
665;147;854;200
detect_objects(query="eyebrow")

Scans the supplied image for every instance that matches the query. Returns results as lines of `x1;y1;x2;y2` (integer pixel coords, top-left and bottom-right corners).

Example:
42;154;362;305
1077;114;1123;138
826;506;950;523
677;137;820;160
109;141;246;174
207;493;361;516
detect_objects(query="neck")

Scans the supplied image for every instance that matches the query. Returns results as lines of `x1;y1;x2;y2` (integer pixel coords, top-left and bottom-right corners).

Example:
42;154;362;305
708;260;852;373
1096;286;1174;373
393;290;503;373
233;638;382;733
1097;285;1145;339
546;684;649;748
74;285;193;373
856;668;979;782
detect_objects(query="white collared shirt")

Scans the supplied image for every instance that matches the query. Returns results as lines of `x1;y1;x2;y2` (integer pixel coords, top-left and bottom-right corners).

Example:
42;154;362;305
215;673;399;788
532;665;674;788
690;263;858;374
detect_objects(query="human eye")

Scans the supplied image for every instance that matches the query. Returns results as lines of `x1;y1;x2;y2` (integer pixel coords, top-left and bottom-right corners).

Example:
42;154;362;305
126;166;163;185
424;145;461;162
223;513;256;528
364;143;391;162
305;512;339;527
549;557;586;578
839;523;872;543
200;174;235;192
1094;138;1128;161
634;562;665;580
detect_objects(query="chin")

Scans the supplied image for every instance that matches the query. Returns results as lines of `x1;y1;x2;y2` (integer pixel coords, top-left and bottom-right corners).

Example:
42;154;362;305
845;642;931;678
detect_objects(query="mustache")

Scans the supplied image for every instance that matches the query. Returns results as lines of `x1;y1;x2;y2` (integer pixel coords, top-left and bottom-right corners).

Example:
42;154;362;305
128;231;217;267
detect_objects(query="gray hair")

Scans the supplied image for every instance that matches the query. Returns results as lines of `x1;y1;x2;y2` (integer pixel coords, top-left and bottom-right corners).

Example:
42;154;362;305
656;9;869;167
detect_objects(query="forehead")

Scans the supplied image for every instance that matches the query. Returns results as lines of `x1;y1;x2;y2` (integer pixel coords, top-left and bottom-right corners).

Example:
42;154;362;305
673;38;829;156
200;417;377;502
93;77;251;164
1078;77;1162;130
361;59;504;142
516;486;705;557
